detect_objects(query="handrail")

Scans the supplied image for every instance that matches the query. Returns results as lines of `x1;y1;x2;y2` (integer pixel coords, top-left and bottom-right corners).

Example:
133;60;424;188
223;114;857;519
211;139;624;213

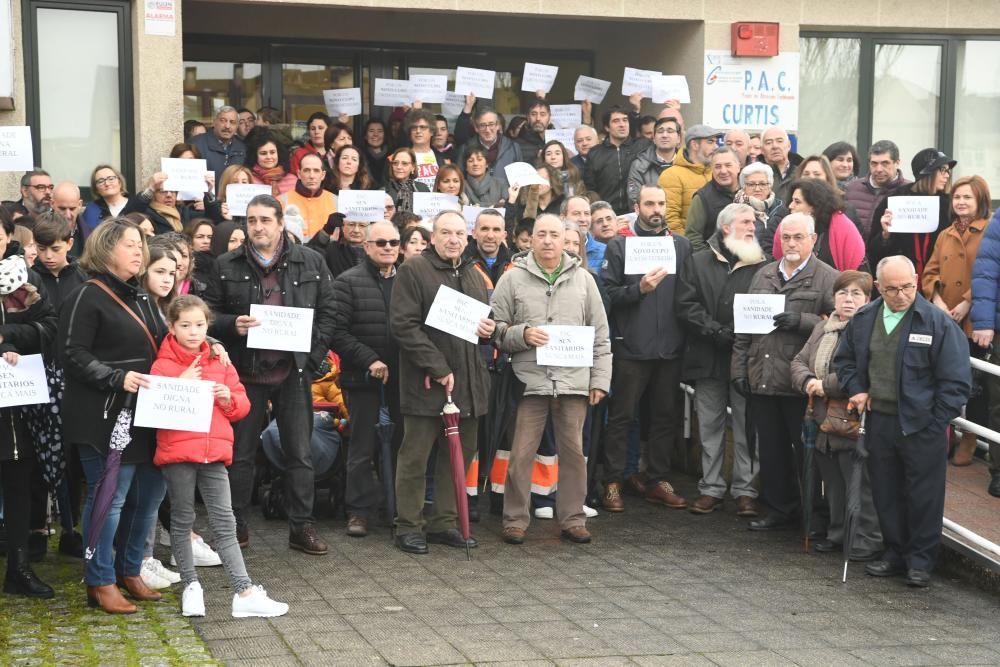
943;518;1000;561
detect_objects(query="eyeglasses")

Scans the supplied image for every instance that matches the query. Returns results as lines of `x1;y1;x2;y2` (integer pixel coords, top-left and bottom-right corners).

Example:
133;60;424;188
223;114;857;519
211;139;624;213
780;234;809;243
367;238;401;248
391;160;412;167
477;122;499;130
881;284;916;297
745;181;770;189
937;166;952;175
30;184;55;192
95;176;119;186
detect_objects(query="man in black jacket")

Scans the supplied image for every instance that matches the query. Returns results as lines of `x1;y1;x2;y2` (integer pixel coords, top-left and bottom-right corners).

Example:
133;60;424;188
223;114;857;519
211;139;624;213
584;106;650;215
205;194;336;556
330;221;401;538
307;212;365;279
675;204;766;516
684;147;741;252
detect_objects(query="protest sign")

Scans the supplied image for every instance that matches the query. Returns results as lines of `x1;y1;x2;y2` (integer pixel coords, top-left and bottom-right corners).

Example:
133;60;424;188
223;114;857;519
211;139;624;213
134;376;214;433
733;294;786;334
162;157;209;193
462;206;506;233
0;354;49;408
504;162;548;187
544;129;577;154
536;326;595;367
549;104;582;129
323;88;362;116
886;196;941;234
442;92;467;117
339;190;387;222
247;305;314;353
703;50;800;130
410;74;448;104
651;74;691;104
374;78;414;107
622;67;660;98
574;75;611;104
424;285;492;344
455;66;495;99
0;126;34;172
225;184;272;217
412;192;460;220
521;62;559;93
623;236;676;274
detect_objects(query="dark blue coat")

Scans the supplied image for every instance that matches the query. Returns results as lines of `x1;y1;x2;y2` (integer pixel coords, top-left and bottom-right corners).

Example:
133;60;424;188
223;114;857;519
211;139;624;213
833;294;971;436
970;208;1000;332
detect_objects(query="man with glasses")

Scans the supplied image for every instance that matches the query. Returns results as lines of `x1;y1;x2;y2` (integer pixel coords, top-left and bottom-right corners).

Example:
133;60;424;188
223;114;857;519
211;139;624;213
190;106;247;183
455;104;523;190
307;210;367;279
684;147;742;252
845;140;910;238
731;213;837;531
628;118;681;208
330;221;403;538
660;124;722;235
835;255;970;588
18;169;54;217
587;202;617;270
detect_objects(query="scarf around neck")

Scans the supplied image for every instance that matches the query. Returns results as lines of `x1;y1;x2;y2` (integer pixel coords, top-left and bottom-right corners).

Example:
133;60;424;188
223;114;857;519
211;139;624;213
253;164;289;196
247;233;285;273
149;201;182;232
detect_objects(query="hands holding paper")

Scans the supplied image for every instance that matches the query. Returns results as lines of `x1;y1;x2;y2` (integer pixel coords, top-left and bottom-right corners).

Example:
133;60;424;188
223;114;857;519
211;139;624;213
772;312;801;331
639;267;669;294
880;210;893;238
2;352;18;366
523;326;549;347
235;315;260;336
122;371;150;393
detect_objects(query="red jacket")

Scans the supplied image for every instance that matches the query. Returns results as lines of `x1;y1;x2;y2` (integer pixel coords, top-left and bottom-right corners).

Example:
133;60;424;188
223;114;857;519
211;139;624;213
151;334;250;466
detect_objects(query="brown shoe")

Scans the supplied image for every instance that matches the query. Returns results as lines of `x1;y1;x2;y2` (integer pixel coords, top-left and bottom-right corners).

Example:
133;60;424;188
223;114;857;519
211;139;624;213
560;526;592;544
289;524;328;555
502;527;526;545
951;433;977;466
645;481;687;509
735;495;759;518
623;473;647;497
87;584;137;614
116;575;161;601
346;515;368;538
689;495;723;514
603;482;625;513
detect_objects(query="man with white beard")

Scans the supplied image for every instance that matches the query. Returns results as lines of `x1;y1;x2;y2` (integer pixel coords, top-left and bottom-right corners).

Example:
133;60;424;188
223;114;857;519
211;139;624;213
676;204;768;516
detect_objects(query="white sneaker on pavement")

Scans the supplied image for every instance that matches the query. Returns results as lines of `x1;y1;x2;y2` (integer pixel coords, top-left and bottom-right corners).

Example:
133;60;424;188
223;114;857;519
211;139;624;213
146;557;181;584
172;538;223;567
182;581;206;617
140;558;171;590
533;507;554;520
232;585;289;618
583;505;599;518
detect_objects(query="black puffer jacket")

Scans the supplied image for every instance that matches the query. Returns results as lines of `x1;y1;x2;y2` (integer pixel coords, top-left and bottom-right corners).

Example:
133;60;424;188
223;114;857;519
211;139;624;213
584;136;651;214
330;258;397;389
306;230;364;279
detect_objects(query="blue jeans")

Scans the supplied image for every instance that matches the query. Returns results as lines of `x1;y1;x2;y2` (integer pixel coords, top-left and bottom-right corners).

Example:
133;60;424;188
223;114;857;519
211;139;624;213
261;413;341;479
78;445;165;586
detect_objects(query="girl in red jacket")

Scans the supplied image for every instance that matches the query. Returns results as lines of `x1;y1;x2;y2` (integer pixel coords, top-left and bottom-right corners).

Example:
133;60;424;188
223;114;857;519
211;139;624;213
152;295;288;619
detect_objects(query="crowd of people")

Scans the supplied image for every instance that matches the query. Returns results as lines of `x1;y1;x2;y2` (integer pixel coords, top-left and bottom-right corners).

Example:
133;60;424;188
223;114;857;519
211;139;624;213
0;89;997;621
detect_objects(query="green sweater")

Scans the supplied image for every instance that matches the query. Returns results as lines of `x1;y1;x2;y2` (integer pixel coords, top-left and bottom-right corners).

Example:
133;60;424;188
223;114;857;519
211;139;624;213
868;310;911;415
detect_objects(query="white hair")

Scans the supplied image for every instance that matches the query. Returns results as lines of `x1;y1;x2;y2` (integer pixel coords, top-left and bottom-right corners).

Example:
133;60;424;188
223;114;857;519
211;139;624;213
717;203;756;232
781;212;815;235
875;255;917;283
739;162;774;188
215;105;238;119
761;126;789;143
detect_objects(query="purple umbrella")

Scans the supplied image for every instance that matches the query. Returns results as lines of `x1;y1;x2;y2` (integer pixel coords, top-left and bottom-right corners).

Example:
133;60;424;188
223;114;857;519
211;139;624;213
84;396;135;561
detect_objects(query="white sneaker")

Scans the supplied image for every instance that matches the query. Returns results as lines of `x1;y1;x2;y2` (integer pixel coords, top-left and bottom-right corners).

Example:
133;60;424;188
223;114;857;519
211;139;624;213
533;506;554;520
182;581;206;617
172;539;223;567
146;557;181;584
583;505;599;518
140;558;171;590
232;585;289;618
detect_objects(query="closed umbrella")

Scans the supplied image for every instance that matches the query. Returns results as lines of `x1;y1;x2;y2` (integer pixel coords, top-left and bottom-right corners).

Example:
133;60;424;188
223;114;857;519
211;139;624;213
801;396;819;552
84;395;135;561
376;387;396;539
441;396;472;560
842;411;869;583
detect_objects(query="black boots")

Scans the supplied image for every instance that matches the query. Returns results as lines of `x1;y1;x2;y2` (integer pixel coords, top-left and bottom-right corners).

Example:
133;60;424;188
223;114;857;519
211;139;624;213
4;548;54;598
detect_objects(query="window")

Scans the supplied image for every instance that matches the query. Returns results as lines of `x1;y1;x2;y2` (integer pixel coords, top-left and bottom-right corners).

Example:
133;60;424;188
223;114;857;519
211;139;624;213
282;63;354;136
183;61;262;123
954;41;1000;189
872;44;942;172
798;37;860;156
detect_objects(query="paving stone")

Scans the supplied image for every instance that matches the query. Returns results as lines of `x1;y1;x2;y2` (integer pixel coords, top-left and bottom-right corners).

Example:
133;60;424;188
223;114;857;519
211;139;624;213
849;645;940;665
703;650;800;666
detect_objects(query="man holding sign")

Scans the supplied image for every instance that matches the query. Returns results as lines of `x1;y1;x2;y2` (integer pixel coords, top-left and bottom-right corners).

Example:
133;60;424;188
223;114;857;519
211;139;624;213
389;210;495;555
490;214;611;545
205;194;336;556
599;185;692;512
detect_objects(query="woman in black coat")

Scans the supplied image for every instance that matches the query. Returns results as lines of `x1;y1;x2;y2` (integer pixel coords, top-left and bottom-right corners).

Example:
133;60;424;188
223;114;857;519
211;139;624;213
58;218;169;614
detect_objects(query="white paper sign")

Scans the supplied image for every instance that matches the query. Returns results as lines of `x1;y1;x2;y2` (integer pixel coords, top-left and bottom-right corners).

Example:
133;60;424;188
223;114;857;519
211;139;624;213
622;67;660;98
443;92;467;117
536;326;595;368
574;75;611;104
455;66;496;100
374;78;413;107
339;190;387;222
247;304;314;353
134;376;214;433
462;206;506;233
521;62;559;93
733;294;786;335
624;236;676;274
225;184;272;217
0;126;34;172
504;162;547;187
143;0;176;37
545;129;578;155
410;74;448;104
703;50;800;131
651;74;691;104
887;196;941;234
424;285;492;344
412;192;460;220
0;354;49;407
162;157;209;193
549;104;582;130
323;88;362;117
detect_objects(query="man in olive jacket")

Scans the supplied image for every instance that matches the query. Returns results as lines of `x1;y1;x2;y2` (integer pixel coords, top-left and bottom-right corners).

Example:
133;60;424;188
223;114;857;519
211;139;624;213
389;210;496;555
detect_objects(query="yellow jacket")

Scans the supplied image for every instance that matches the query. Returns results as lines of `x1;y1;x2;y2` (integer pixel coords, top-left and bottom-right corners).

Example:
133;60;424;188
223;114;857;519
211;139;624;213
312;352;349;418
659;149;711;236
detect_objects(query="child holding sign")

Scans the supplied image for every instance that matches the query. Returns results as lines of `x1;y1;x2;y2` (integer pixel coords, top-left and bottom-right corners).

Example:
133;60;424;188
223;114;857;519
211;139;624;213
152;296;288;619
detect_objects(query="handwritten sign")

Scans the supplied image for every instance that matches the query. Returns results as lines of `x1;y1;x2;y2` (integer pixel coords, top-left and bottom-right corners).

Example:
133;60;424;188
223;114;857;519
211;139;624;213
549;104;582;130
425;285;492;344
521;62;559;93
0;354;49;408
374;78;413;107
455;66;495;100
410;74;448;104
412;192;460;220
0;126;34;172
536;326;595;368
225;184;272;217
339;190;387;222
442;92;467;117
162;157;209;193
886;196;941;234
462;206;506;233
651;74;691;104
323;88;362;117
545;129;578;155
134;376;214;433
574;75;611;104
703;50;800;131
247;304;314;353
624;236;676;274
504;162;548;187
622;67;660;98
733;294;786;335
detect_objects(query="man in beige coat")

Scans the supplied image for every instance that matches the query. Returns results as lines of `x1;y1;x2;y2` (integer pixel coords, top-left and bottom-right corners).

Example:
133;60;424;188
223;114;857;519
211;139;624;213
490;214;612;545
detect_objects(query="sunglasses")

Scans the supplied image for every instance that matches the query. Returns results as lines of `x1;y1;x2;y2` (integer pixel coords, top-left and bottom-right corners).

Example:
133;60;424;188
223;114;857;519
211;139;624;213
367;239;401;248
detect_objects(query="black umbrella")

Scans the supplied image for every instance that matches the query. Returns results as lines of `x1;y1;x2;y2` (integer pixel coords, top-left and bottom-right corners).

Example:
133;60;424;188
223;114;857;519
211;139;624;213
482;361;521;493
376;387;396;540
801;397;819;552
842;411;869;582
23;361;66;491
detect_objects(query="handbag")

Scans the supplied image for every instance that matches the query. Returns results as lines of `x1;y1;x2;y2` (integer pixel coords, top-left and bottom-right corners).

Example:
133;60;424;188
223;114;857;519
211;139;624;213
819;398;861;440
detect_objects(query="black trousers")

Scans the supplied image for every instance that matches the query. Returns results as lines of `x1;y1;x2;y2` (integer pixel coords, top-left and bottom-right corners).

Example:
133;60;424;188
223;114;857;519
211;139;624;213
3;456;33;553
867;411;947;572
751;394;808;519
343;384;401;518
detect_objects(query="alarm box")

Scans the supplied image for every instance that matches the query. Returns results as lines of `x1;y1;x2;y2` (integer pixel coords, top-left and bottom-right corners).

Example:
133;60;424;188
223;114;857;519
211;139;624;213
731;22;780;57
